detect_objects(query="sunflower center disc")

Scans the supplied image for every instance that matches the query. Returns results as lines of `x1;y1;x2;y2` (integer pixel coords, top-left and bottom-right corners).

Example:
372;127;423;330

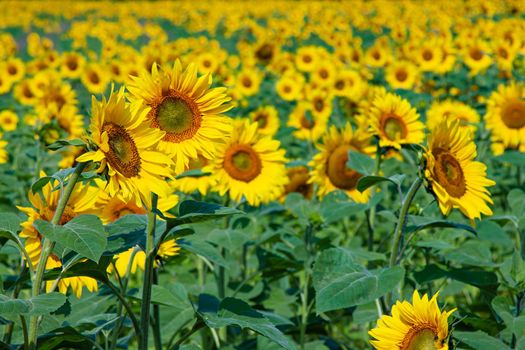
383;115;407;141
224;144;262;182
406;329;439;350
435;152;466;198
103;122;141;178
502;99;525;129
157;96;195;134
327;145;362;190
254;113;268;128
396;69;408;82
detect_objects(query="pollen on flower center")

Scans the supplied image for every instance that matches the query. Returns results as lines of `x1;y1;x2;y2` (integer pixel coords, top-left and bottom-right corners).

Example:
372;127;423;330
501;99;525;129
223;144;262;182
434;150;466;198
102;122;141;178
326;145;362;190
382;114;408;141
152;92;201;143
403;328;439;350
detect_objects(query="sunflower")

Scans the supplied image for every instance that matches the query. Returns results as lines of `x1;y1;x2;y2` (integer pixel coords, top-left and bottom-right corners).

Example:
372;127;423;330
81;63;108;95
108;239;181;278
332;70;366;99
127;60;233;174
424;118;495;221
485;82;525;149
0;74;14;95
236;68;262;97
287;102;328;142
295;46;319;72
414;40;444;72
309;123;373;203
204;119;288;206
249;105;280;137
0;110;18;132
60;52;85;79
369;290;455;350
283;166;313;199
462;40;493;76
276;74;303;101
3;57;25;83
369;93;425;149
385;61;419;90
427;100;479;135
76;87;173;207
17;176;99;298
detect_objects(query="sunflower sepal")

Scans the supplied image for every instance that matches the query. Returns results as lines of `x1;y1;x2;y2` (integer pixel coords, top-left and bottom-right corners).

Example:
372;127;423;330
47;138;86;151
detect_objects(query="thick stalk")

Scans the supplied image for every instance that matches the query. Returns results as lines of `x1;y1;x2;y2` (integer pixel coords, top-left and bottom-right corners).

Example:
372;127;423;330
139;193;158;350
300;224;313;350
367;144;382;251
389;177;423;268
27;162;87;350
152;269;162;350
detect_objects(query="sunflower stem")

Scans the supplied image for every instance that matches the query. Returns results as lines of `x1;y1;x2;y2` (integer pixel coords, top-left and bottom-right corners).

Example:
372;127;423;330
27;161;87;350
367;143;383;251
387;176;422;305
139;192;158;350
300;223;313;350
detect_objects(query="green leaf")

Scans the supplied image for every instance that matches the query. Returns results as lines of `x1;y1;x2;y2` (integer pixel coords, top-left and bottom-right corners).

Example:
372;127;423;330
175;169;210;179
197;295;296;350
493;150;525;167
208;229;249;251
320;192;367;224
0;292;66;315
356;174;405;193
313;248;404;313
405;217;476;236
347;151;374;175
34;214;107;262
47;138;85;151
454;331;511;350
413;264;498;290
0;212;21;235
168;200;242;227
177;236;229;268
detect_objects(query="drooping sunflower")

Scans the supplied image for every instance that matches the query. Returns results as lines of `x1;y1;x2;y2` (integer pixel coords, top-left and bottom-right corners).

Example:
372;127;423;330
485;82;525;149
76;87;173;207
282;166;313;199
204;119;288;206
369;290;455;350
127;60;233;174
249;105;280;137
424;118;495;221
370;93;425;149
309;123;373;203
17;176;99;298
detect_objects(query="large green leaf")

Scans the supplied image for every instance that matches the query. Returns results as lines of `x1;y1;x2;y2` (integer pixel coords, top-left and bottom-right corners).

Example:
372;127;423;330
34;214;107;262
356;174;405;193
454;331;511;350
0;292;66;316
0;212;21;235
347;150;374;175
319;192;367;224
313;248;404;313
197;295;296;350
178;235;229;268
167;200;242;228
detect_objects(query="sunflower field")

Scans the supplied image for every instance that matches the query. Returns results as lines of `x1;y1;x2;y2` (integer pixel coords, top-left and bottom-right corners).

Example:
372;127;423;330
1;1;525;349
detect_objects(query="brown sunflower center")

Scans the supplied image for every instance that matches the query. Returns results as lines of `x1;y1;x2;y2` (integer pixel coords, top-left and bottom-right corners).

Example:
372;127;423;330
501;99;525;129
326;145;362;190
7;65;17;75
256;43;274;62
335;79;345;90
381;114;408;141
302;54;312;63
223;144;262;182
422;50;433;61
319;69;329;79
89;71;100;84
102;122;141;178
285;167;312;199
67;58;78;70
152;92;202;143
434;151;466;198
396;69;408;82
470;48;483;61
253;113;268;128
402;328;439;350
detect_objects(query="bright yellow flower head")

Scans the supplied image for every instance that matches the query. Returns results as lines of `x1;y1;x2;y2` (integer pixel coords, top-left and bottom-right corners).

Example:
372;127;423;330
427;100;480;135
309;123;373;203
370;93;425;149
424;118;495;221
76;86;174;208
485;82;525;150
369;290;455;350
205;119;288;206
127;60;233;174
0;110;18;132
